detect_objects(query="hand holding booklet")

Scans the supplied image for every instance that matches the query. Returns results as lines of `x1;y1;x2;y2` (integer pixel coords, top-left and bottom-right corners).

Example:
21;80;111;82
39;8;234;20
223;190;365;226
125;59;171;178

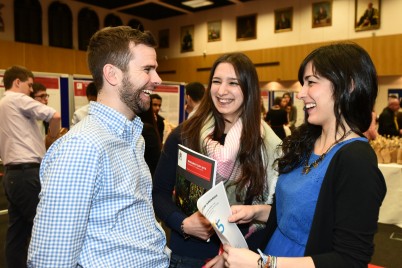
197;181;248;248
177;144;248;248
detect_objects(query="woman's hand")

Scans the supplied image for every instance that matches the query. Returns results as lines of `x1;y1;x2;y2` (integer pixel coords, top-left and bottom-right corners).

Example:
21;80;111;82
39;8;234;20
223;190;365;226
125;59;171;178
228;204;270;224
182;211;214;240
221;244;260;268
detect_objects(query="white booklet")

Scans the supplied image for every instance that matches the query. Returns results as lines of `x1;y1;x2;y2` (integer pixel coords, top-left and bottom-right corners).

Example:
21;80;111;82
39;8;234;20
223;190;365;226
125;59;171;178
197;181;248;248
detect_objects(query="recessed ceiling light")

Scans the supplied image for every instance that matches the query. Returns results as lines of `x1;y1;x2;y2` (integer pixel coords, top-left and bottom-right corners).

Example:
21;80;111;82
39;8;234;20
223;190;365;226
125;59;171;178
182;0;214;8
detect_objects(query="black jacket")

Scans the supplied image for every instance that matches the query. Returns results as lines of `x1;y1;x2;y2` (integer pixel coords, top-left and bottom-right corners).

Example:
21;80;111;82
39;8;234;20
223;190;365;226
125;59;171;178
261;141;386;268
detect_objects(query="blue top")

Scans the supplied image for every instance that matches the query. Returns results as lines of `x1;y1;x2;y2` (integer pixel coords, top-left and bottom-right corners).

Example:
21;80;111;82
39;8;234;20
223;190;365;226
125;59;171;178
264;138;366;256
27;102;169;267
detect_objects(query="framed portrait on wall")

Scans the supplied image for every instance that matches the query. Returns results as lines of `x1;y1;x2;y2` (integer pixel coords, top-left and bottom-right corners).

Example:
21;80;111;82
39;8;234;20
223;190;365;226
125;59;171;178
236;14;257;40
274;7;292;33
207;20;221;42
355;0;381;31
158;29;169;49
180;25;194;53
312;1;332;28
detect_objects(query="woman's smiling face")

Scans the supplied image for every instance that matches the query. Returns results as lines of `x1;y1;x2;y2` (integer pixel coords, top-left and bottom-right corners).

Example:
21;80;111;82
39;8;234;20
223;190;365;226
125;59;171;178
210;62;244;123
297;61;335;129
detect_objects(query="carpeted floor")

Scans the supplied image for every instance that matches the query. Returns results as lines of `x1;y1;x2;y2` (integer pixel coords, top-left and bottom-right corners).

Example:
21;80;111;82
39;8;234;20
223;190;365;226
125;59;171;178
371;223;402;268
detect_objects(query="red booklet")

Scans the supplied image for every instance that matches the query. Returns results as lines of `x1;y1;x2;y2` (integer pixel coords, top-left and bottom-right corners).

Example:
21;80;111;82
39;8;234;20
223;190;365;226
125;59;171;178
177;144;216;190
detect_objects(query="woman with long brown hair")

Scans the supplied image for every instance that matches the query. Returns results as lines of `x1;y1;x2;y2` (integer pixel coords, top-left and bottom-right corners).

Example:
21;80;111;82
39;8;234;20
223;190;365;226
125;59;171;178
153;52;281;267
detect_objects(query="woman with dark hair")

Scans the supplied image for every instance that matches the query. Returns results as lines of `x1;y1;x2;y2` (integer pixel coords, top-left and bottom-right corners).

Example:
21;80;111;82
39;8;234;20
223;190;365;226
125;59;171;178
153;52;281;267
209;43;386;268
138;106;162;177
282;92;297;131
265;96;288;140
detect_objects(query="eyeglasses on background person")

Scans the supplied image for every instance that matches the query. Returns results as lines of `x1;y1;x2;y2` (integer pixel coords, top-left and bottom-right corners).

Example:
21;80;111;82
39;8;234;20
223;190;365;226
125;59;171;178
34;94;49;100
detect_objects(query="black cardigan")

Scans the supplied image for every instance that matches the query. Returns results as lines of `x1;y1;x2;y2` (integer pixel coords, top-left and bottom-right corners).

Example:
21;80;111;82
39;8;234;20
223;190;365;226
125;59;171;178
261;141;386;268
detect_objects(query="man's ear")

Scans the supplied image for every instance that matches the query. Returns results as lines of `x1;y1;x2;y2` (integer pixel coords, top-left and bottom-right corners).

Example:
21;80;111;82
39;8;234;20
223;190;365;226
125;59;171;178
103;64;120;86
14;78;21;89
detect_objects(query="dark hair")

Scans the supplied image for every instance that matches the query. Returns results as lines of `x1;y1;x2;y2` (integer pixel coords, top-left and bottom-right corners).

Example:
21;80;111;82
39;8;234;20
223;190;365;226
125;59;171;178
3;65;34;90
185;82;205;102
30;82;46;98
277;42;378;173
87;26;157;90
138;106;161;145
86;82;98;98
181;52;266;202
150;94;162;101
273;96;282;106
282;92;293;105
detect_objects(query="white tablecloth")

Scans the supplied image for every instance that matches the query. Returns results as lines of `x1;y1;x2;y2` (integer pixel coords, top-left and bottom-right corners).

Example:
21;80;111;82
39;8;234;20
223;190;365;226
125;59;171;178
378;163;402;228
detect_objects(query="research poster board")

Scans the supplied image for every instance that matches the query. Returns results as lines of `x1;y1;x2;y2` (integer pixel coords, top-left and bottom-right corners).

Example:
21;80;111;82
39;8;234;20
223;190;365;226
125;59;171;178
154;82;185;126
0;70;70;128
69;74;93;128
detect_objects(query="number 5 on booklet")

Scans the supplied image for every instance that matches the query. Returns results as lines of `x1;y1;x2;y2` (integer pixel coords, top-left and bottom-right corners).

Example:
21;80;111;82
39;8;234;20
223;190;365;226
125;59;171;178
197;181;248;248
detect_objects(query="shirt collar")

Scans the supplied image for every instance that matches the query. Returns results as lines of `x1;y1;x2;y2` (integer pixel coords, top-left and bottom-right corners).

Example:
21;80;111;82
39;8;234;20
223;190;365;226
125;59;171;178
89;102;143;142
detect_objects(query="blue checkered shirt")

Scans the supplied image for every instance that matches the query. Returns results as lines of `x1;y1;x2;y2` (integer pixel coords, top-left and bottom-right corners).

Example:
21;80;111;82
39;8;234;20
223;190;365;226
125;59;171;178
27;102;169;267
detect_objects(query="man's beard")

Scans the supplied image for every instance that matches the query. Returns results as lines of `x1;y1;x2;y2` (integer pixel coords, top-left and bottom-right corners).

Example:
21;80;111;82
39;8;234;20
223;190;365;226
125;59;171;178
118;75;150;115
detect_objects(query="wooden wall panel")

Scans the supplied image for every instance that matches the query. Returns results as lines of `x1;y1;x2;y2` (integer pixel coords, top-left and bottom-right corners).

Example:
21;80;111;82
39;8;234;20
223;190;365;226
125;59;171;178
47;47;76;74
24;44;51;72
0;40;25;68
1;34;402;81
370;35;402;75
74;50;90;75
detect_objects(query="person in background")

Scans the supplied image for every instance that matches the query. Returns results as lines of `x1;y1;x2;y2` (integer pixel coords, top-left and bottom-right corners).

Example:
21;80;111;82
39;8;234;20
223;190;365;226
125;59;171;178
31;82;50;139
27;26;170;267
151;93;174;143
209;43;386;268
138;106;162;178
71;81;98;127
0;65;61;268
397;99;402;131
378;96;402;137
264;96;288;140
153;52;281;268
185;81;205;118
276;12;291;30
314;5;328;25
282;92;297;131
357;2;379;27
364;111;378;140
260;97;267;119
151;93;165;142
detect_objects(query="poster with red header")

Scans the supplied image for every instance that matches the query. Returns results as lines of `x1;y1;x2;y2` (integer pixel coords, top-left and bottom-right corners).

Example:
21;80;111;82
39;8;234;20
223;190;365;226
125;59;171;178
73;79;93;111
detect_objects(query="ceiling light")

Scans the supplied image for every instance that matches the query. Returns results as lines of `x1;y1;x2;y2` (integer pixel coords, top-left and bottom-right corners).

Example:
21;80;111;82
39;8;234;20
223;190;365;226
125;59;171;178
182;0;214;8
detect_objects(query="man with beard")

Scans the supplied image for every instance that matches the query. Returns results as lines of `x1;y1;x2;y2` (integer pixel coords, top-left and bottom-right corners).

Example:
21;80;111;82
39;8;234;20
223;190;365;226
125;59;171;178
27;26;170;267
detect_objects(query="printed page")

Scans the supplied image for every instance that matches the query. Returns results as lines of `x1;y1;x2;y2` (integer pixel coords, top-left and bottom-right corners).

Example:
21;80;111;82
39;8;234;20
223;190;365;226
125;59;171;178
197;182;248;248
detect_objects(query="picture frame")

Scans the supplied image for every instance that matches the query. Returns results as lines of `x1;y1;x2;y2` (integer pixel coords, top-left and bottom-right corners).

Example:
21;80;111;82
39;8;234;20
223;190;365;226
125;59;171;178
207;20;221;42
158;29;169;49
180;25;194;53
355;0;381;31
236;14;257;40
274;7;292;33
312;1;332;28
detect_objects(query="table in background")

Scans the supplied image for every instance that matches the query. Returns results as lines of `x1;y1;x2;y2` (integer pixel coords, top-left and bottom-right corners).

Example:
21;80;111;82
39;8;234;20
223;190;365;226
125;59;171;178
378;163;402;228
